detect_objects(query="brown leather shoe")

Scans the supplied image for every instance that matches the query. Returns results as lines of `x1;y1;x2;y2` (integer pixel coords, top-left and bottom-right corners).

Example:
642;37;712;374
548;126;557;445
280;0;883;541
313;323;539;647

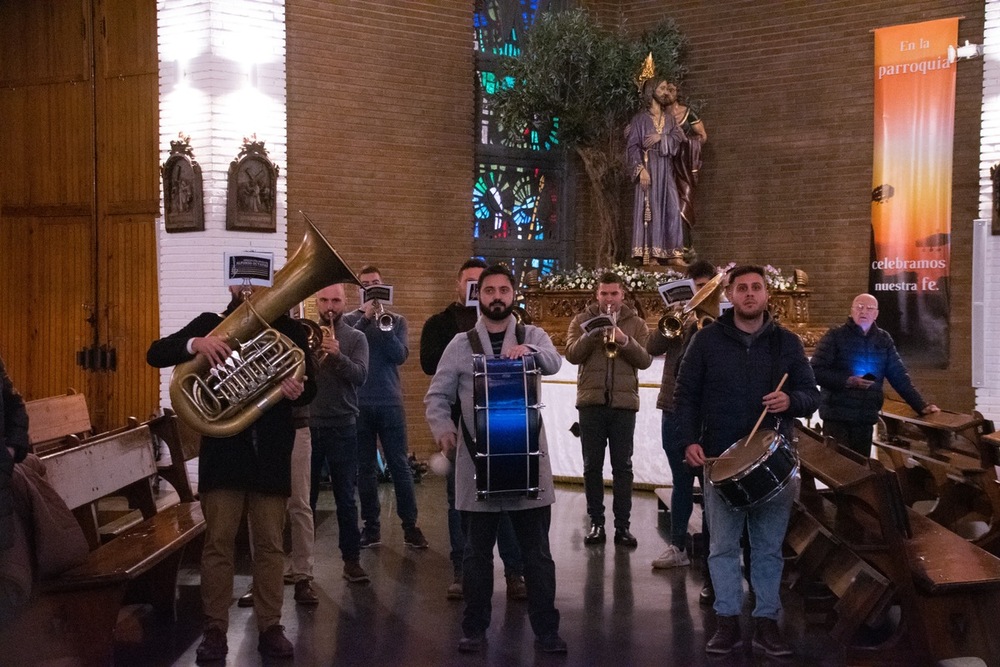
294;579;319;606
195;627;228;664
257;624;294;658
236;584;254;608
706;615;742;654
342;560;370;583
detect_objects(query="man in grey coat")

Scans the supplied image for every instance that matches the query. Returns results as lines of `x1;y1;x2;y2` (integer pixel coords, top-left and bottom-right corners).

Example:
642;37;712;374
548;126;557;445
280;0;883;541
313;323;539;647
425;264;566;655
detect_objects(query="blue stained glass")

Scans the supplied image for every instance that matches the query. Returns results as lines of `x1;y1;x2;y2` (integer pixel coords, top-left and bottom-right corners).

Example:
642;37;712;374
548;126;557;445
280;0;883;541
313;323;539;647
473;164;557;242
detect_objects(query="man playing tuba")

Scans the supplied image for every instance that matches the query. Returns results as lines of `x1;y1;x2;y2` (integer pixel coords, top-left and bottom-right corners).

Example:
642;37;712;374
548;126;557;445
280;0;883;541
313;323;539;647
147;274;316;663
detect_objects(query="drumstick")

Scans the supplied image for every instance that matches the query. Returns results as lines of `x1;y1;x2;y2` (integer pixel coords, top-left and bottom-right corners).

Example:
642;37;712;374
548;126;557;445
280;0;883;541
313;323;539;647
741;372;789;448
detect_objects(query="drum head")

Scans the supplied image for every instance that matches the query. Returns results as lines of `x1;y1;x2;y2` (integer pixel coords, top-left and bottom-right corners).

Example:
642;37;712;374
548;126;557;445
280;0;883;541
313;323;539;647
710;430;783;484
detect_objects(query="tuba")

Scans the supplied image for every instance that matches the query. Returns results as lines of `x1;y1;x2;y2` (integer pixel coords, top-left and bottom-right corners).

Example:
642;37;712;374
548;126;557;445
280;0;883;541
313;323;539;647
170;213;361;437
657;272;725;338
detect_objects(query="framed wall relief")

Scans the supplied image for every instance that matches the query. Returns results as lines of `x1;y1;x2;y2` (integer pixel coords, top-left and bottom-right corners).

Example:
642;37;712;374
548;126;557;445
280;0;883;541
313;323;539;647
161;134;204;232
226;135;279;232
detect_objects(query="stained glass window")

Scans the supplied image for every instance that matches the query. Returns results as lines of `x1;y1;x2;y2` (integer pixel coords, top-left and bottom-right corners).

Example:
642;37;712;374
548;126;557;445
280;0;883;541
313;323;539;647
473;0;572;286
473;164;558;241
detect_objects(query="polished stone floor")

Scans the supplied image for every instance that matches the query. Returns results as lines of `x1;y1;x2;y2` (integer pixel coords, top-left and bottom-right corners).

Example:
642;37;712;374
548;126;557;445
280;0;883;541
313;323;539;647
116;475;848;667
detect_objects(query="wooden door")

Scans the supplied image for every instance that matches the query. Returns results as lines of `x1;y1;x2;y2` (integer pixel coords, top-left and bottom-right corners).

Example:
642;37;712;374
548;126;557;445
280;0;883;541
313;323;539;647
0;0;159;431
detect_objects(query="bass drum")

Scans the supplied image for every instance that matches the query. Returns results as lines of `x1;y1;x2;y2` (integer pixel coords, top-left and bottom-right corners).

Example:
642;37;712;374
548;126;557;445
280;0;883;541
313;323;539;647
709;429;798;509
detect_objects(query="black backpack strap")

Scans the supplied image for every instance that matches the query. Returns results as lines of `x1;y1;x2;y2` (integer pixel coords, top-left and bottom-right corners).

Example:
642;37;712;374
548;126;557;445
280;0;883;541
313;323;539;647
515;322;526;345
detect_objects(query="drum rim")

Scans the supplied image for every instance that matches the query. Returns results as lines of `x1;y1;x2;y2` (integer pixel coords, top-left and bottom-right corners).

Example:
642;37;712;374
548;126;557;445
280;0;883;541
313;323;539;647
709;430;787;485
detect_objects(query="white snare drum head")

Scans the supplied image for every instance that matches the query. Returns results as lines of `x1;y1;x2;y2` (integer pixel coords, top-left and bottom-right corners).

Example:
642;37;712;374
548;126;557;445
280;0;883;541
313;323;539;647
709;430;782;483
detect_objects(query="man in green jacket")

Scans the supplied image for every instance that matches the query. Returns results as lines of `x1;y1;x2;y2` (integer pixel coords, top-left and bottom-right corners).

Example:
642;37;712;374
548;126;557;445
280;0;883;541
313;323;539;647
566;272;652;547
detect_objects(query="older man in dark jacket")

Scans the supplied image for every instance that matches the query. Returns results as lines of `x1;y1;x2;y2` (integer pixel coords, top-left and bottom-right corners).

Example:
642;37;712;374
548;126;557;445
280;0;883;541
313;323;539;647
675;265;818;657
811;292;938;457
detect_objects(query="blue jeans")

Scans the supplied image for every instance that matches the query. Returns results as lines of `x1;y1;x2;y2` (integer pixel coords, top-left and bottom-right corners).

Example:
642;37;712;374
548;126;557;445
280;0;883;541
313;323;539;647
661;410;705;549
357;405;418;531
310;423;362;563
579;405;636;529
460;507;559;639
446;464;523;577
705;473;799;619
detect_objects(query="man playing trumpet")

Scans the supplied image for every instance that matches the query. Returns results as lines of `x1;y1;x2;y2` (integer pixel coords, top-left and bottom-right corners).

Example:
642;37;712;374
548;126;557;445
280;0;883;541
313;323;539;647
344;266;428;550
308;284;370;584
565;272;652;547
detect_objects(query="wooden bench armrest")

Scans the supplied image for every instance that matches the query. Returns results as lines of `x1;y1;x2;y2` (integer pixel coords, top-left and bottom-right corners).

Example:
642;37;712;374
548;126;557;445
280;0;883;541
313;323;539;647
44;503;205;593
880;398;981;432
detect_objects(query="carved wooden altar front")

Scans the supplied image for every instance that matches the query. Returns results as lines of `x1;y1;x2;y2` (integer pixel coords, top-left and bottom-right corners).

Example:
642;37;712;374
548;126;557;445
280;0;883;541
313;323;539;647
523;288;825;353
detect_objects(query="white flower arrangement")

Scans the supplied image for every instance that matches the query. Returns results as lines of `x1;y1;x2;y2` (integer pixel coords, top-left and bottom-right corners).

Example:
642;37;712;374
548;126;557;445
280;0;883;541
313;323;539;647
717;262;797;291
538;263;684;292
539;262;798;292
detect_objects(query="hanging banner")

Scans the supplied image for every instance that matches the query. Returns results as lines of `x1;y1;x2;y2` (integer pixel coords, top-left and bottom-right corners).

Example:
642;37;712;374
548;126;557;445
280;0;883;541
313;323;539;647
871;18;957;368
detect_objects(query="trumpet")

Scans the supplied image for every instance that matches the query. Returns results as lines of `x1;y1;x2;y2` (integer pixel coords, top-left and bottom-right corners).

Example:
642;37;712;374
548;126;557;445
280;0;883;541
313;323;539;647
603;305;619;359
372;299;394;332
296;317;332;363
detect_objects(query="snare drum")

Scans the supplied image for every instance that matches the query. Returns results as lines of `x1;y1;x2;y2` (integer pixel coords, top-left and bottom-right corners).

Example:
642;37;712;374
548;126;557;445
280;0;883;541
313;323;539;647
708;429;798;509
471;354;542;500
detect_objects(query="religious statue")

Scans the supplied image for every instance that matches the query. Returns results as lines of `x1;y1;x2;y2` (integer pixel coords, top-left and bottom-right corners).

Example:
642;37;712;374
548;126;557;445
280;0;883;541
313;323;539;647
627;56;707;265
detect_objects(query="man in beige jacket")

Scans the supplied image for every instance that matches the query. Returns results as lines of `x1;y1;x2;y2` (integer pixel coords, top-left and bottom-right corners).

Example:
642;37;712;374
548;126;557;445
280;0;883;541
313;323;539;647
566;272;652;547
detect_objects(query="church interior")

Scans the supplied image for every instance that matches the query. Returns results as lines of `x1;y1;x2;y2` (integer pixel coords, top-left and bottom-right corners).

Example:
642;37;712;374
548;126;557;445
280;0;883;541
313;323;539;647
2;0;1000;665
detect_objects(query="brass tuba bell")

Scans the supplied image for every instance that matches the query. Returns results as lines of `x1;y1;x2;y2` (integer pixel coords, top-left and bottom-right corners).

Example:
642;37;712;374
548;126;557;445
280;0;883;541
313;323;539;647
170;213;361;437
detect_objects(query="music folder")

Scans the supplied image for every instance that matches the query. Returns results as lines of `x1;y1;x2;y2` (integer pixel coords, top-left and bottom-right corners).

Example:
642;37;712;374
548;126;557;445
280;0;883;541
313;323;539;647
580;314;614;336
362;284;394;305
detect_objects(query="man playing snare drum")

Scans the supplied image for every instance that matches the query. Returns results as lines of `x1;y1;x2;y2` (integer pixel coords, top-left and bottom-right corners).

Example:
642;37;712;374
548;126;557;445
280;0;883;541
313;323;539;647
424;264;567;655
674;265;818;658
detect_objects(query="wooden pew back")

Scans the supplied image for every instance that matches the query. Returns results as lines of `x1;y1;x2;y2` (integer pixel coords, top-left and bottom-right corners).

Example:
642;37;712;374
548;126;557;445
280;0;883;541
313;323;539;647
25;390;93;454
791;425;1000;665
42;424;158;549
875;399;1000;556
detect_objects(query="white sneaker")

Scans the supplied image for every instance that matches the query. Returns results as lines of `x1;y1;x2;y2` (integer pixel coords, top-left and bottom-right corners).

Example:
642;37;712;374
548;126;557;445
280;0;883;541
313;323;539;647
652;544;691;569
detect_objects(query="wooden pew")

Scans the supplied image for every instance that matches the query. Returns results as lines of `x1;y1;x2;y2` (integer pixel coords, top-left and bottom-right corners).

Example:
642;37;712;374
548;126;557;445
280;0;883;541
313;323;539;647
0;423;205;666
874;398;1000;556
788;425;1000;666
25;389;94;455
147;408;201;503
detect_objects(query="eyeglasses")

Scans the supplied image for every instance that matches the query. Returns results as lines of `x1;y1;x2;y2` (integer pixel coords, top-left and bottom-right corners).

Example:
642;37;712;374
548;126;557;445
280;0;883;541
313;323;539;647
853;304;877;312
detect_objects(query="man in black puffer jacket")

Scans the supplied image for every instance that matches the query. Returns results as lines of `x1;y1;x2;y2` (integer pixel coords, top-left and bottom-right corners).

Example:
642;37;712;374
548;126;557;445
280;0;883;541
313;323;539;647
1;354;29;555
675;265;818;658
811;292;938;457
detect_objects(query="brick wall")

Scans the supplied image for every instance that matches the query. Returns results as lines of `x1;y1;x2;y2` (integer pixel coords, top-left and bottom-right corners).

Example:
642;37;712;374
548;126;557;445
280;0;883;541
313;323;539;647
286;1;474;456
606;0;986;413
156;0;289;411
978;0;1000;421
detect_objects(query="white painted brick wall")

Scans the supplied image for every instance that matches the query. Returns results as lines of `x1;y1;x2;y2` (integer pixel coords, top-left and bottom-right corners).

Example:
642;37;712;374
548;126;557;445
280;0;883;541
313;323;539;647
156;0;288;421
979;0;1000;424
